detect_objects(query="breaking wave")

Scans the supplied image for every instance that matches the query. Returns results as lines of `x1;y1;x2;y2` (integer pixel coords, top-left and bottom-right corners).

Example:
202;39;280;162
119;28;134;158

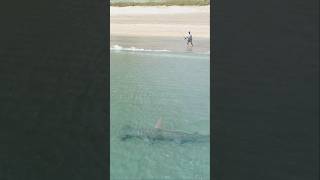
111;45;170;52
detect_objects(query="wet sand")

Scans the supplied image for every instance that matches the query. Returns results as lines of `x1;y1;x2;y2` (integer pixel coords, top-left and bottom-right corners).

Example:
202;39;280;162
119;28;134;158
110;36;210;53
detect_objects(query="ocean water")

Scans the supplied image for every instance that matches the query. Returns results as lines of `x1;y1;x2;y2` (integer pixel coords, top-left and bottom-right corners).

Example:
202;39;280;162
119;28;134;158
110;49;210;180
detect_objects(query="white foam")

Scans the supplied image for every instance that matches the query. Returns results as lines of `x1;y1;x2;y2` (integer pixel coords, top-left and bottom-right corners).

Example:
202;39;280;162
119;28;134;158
110;45;170;52
201;51;211;55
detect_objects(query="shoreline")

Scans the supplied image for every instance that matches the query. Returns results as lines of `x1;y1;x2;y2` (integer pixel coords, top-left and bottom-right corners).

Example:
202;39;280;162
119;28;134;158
110;36;210;53
110;6;210;53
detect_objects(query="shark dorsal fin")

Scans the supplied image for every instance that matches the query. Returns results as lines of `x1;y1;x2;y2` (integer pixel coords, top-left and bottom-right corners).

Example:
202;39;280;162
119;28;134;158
155;118;162;129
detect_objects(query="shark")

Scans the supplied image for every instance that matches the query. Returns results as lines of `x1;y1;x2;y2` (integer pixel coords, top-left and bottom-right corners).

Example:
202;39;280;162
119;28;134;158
119;118;210;144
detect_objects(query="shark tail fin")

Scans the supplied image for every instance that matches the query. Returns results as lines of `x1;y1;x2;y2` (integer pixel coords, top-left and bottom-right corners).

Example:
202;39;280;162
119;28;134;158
155;118;162;129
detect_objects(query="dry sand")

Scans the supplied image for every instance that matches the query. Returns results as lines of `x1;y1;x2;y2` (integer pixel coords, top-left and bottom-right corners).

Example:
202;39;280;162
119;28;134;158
110;6;210;38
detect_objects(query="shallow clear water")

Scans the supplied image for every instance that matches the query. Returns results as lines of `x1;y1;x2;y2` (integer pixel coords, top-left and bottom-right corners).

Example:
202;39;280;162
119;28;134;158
110;50;210;180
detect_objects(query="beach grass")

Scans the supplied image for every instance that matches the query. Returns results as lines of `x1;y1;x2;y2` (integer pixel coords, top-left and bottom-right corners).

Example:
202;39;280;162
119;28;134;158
110;0;210;6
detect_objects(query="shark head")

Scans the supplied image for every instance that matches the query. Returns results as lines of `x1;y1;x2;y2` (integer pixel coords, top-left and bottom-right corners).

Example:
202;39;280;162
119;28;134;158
120;125;150;141
119;125;136;141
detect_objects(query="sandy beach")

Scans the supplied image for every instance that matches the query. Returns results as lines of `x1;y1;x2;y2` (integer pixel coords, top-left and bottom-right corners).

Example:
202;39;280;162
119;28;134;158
111;6;210;38
110;6;210;52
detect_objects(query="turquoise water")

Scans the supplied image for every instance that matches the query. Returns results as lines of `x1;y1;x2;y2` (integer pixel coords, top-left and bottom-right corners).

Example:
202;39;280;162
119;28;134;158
110;50;210;180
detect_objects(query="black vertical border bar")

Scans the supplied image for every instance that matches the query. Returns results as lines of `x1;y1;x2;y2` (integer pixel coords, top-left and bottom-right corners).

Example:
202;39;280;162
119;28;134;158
210;0;217;180
210;0;318;179
0;0;110;179
106;0;111;178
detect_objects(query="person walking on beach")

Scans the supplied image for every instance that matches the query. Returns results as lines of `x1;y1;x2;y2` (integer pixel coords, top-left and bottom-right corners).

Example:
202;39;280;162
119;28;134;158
185;31;193;47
